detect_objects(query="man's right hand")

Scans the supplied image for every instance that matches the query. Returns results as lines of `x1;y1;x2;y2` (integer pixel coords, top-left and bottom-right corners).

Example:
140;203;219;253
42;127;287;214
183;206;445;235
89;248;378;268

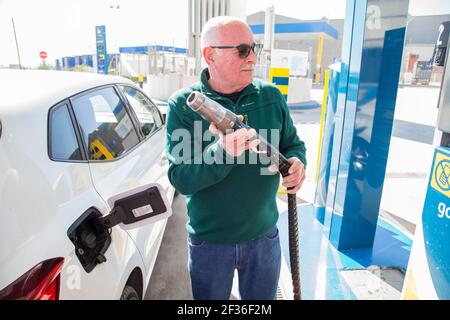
209;115;260;157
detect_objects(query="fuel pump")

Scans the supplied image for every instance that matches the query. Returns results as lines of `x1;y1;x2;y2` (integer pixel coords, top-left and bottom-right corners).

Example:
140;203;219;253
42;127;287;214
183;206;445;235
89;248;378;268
402;21;450;299
186;91;301;300
434;21;450;147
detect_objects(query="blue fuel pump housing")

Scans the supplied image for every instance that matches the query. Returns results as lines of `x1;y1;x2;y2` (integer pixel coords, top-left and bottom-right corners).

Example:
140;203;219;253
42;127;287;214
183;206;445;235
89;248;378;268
402;21;450;300
422;147;450;298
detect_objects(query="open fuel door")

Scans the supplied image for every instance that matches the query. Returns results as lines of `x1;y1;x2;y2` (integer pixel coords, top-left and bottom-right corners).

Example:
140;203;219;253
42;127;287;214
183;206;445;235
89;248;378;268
103;183;172;230
67;183;172;273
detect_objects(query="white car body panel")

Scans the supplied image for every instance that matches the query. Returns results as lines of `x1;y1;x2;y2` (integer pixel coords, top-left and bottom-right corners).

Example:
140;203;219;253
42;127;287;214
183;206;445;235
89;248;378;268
0;69;174;299
88;128;173;275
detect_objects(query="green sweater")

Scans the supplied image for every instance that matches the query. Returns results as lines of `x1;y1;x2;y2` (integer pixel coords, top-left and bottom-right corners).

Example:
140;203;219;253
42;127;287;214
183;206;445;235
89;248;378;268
166;69;306;243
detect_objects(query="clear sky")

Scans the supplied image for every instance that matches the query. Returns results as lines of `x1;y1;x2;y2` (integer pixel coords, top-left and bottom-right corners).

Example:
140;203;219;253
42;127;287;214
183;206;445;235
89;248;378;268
1;0;450;68
247;0;450;19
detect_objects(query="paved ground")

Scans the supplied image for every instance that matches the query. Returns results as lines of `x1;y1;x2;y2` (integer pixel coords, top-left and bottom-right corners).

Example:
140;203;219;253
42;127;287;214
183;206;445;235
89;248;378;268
340;267;405;300
145;194;192;300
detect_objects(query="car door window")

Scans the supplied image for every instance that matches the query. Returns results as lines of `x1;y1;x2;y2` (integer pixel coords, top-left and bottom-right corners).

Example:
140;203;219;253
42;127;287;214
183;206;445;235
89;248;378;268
72;87;140;161
120;86;163;137
49;103;82;161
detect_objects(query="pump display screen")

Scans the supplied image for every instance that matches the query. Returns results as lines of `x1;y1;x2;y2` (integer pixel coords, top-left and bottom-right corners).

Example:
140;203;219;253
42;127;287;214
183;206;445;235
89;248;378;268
431;21;450;67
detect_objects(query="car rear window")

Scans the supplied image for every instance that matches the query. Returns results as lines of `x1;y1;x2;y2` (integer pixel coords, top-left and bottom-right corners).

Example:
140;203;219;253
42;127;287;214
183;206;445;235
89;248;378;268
49;104;83;161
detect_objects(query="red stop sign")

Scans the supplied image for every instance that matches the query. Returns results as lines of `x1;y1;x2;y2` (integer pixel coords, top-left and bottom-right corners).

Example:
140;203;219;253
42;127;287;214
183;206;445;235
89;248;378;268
39;51;47;59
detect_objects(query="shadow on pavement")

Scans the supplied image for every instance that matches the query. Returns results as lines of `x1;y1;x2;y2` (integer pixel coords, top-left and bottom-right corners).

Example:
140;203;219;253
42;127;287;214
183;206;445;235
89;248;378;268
145;194;193;300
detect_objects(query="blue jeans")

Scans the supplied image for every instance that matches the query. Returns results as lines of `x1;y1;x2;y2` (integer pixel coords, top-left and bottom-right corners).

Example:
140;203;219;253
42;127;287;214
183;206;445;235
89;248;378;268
188;226;281;300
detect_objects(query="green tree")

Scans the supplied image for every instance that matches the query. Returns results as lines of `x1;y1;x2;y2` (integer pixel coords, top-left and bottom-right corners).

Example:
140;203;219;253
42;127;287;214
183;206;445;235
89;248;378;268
74;65;90;73
38;61;52;70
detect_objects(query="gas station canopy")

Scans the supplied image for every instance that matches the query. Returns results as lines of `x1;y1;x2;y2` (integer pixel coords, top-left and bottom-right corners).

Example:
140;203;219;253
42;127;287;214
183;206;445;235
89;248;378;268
250;21;339;40
119;45;188;54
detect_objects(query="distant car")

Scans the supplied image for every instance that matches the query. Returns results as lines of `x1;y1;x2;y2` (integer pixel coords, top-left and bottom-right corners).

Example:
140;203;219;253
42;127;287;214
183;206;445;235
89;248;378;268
0;69;175;300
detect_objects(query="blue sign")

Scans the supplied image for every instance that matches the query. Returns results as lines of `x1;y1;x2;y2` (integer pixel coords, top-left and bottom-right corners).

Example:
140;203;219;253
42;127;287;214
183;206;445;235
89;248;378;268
118;45;188;54
95;25;108;74
422;147;450;299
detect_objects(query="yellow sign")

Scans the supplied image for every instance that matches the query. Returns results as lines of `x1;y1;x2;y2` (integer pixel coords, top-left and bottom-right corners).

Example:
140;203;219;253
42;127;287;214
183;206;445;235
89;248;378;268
269;67;289;95
315;69;330;184
315;33;324;83
269;67;290;78
430;152;450;197
89;139;115;160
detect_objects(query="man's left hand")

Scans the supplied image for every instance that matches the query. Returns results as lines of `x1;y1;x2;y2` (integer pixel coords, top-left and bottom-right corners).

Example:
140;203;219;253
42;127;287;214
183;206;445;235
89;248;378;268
281;157;306;194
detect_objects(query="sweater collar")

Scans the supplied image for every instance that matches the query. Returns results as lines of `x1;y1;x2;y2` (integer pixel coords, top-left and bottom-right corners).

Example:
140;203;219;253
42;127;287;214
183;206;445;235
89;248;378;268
199;68;259;102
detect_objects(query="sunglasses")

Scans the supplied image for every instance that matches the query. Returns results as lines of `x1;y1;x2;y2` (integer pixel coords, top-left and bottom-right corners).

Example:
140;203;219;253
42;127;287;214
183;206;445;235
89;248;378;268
210;42;262;59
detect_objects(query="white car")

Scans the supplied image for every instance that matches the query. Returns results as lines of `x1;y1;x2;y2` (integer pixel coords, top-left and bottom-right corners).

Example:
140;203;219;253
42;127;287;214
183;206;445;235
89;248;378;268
0;69;175;300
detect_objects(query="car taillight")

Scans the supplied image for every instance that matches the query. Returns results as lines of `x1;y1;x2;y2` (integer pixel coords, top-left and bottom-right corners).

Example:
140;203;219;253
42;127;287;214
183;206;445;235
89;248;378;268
0;257;64;300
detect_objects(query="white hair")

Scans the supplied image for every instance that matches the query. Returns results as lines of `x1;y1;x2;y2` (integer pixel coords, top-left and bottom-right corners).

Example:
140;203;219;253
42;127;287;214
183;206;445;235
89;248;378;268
200;16;250;50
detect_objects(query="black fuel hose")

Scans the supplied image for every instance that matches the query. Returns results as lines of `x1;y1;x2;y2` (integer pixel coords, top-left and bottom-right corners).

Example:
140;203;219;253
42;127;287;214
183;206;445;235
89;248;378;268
186;91;301;300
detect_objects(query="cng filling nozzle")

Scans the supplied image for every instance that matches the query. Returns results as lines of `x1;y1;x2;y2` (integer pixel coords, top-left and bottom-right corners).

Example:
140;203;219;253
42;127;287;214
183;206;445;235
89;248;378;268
186;91;301;300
